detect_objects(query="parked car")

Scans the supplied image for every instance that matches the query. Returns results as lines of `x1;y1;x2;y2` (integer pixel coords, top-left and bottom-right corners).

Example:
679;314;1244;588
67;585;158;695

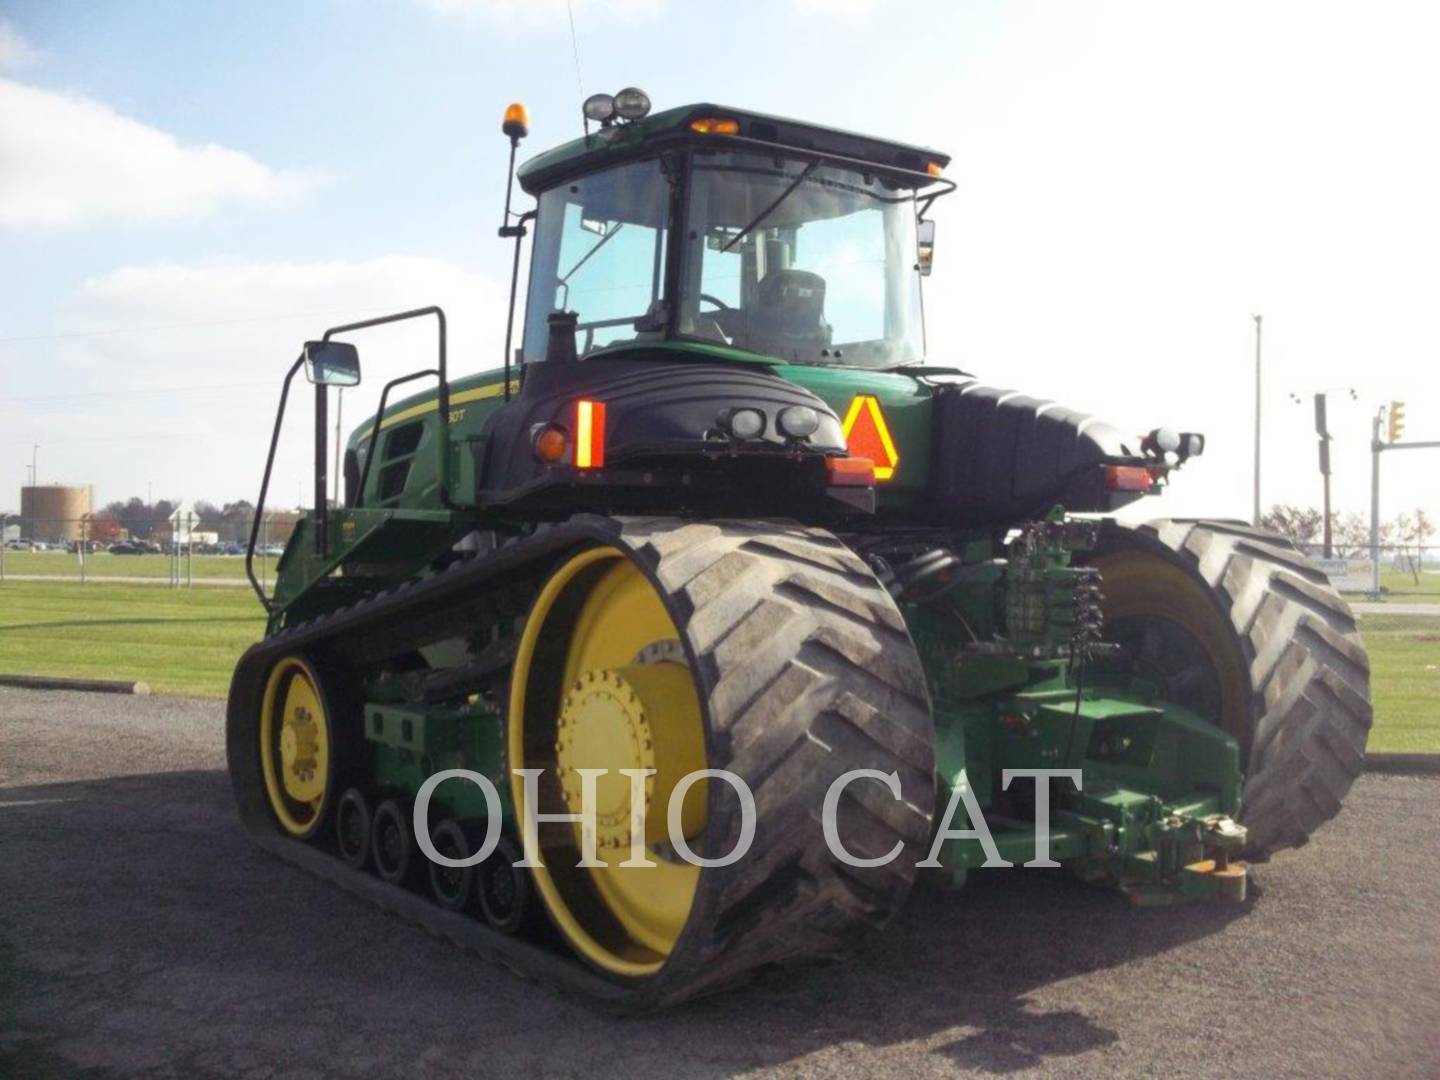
110;542;145;555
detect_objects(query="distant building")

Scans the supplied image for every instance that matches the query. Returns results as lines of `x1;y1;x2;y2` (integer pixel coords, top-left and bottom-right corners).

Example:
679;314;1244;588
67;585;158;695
19;485;93;542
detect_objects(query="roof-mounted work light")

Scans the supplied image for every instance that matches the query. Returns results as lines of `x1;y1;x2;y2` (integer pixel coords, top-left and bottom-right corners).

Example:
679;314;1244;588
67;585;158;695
583;93;616;124
613;87;651;120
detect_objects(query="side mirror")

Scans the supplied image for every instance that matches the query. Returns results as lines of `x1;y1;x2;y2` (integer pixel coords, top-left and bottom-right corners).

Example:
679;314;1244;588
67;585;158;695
916;219;936;277
304;341;361;387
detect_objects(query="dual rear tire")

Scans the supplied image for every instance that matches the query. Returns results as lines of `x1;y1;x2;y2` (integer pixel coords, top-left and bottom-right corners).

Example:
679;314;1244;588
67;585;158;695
1089;519;1372;858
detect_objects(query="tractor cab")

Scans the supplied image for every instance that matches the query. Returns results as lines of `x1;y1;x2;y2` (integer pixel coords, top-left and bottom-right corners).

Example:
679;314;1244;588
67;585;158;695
510;100;952;371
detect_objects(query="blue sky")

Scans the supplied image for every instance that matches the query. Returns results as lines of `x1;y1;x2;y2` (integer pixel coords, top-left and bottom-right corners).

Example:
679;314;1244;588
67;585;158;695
2;0;1437;529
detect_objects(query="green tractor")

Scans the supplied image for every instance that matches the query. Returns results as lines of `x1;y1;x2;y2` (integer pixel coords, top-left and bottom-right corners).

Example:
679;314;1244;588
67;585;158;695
227;90;1371;1007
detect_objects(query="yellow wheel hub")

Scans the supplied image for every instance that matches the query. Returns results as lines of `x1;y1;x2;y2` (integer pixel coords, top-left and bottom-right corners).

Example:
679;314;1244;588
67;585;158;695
557;669;656;850
259;656;331;838
510;547;708;978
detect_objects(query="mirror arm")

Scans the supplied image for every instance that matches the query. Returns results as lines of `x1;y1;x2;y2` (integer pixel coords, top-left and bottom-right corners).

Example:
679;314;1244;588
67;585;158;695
314;380;328;558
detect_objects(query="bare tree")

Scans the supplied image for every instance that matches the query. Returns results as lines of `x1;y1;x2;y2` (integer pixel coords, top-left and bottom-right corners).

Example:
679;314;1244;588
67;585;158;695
1392;509;1435;584
1261;504;1323;547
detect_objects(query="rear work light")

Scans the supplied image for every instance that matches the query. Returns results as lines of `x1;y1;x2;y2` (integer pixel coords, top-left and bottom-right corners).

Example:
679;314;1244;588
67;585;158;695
826;456;876;487
574;399;606;469
1104;465;1156;492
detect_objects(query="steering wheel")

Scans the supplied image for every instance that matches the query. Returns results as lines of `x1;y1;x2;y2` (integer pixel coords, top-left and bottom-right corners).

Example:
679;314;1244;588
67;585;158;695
698;293;731;312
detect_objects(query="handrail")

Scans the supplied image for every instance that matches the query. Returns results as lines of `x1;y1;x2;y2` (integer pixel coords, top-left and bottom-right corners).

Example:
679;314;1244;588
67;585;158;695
323;306;450;507
245;305;450;613
245;354;305;611
355;369;441;507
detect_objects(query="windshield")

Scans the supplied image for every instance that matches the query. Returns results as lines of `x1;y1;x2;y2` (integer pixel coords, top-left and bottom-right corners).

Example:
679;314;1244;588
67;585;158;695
680;150;925;368
522;158;672;361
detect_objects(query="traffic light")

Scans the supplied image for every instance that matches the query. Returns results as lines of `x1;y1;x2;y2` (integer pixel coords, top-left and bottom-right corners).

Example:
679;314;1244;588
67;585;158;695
1388;400;1406;443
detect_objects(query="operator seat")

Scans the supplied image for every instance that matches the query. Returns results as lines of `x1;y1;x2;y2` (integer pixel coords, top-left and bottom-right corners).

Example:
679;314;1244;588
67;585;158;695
744;269;832;360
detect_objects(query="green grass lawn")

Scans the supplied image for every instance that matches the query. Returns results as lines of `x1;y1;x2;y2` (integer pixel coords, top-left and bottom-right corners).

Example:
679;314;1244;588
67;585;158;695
0;580;1434;754
0;550;268;580
1342;567;1440;600
1359;613;1440;753
0;581;265;697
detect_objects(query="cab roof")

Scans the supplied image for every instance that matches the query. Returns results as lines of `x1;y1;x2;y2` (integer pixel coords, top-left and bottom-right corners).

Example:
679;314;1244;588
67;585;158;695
515;103;951;195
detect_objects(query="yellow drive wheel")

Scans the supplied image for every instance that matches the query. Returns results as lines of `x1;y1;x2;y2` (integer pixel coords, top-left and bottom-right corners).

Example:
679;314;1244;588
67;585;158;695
509;546;707;978
258;655;333;839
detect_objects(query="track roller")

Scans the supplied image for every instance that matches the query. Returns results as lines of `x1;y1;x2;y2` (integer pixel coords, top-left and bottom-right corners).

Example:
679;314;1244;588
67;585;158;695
372;799;416;885
335;788;371;869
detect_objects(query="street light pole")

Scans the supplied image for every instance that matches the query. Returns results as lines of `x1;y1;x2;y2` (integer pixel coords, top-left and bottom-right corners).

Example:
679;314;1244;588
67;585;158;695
31;444;38;488
1369;408;1383;599
1252;314;1263;526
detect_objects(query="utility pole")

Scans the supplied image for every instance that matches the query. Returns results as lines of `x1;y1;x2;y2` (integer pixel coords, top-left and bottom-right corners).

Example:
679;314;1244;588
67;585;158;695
1314;393;1333;557
1252;315;1263;525
31;444;38;488
1369;408;1384;598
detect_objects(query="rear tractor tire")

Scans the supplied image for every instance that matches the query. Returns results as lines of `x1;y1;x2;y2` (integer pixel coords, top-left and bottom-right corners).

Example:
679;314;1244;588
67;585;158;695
1089;519;1372;858
507;518;935;1004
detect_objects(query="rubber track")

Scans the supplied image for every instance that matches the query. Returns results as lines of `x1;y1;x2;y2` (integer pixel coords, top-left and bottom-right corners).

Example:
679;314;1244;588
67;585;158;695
227;515;934;1008
1093;518;1372;859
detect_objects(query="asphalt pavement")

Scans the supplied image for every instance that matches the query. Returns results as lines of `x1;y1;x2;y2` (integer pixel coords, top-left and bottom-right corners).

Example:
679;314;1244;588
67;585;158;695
2;686;1437;1079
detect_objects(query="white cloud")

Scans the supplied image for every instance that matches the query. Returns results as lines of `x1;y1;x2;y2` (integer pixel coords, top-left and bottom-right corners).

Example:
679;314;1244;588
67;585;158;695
3;257;507;506
790;0;874;19
0;19;42;71
418;0;662;24
0;78;319;230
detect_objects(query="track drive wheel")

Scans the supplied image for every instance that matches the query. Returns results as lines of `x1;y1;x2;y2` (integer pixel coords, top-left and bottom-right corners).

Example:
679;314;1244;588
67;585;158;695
1088;519;1372;858
509;518;934;1005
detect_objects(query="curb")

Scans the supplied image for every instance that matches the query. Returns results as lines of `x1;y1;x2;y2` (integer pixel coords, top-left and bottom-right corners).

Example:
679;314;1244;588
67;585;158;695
1365;752;1440;776
0;674;151;695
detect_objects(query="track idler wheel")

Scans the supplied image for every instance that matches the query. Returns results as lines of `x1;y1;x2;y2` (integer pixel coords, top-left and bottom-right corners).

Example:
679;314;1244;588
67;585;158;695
257;655;337;840
335;788;371;869
372;799;415;885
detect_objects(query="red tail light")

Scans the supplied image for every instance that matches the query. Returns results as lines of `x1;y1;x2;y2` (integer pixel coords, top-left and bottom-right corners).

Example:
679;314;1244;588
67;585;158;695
1104;465;1156;492
826;456;876;487
574;399;606;469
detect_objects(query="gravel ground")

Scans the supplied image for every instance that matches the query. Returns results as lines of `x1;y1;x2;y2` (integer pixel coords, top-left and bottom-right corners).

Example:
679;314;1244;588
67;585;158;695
2;686;1437;1079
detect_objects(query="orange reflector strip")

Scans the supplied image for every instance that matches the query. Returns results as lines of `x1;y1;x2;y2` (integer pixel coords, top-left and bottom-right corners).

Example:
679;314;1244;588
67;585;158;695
690;117;740;135
574;399;606;469
926;161;944;177
1104;465;1154;491
840;395;900;481
826;456;875;486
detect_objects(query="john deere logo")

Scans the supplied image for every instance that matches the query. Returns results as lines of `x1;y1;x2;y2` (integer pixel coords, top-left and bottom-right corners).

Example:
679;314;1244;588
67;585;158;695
841;394;899;480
